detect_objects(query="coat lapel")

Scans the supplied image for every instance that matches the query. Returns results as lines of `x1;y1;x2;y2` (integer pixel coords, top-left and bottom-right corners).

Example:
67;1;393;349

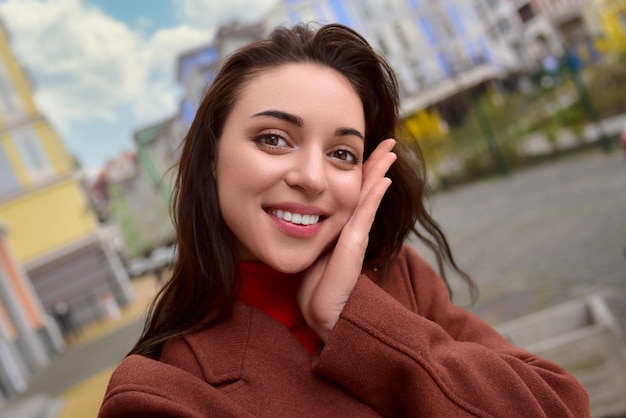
180;302;252;386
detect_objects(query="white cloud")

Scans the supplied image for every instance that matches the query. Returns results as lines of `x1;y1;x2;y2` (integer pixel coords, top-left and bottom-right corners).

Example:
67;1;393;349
134;24;213;123
0;0;213;133
0;0;143;130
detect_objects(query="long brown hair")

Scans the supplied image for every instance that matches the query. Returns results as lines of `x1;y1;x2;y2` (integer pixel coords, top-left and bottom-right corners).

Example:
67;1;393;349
130;22;475;358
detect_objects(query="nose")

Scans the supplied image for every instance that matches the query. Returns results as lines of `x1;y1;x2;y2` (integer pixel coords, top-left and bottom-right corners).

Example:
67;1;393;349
284;150;328;195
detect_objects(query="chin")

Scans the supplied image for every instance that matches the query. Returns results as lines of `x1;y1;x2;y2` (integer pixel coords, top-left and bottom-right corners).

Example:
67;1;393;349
266;256;315;274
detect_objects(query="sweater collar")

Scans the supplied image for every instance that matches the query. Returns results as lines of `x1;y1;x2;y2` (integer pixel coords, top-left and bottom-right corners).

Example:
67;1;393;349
236;261;304;329
236;261;320;355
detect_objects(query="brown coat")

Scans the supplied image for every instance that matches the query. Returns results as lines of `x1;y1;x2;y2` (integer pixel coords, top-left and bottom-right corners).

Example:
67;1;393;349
99;245;590;417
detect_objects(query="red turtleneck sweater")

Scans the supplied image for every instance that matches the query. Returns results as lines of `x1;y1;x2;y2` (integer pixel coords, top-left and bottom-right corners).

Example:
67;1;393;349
237;262;320;355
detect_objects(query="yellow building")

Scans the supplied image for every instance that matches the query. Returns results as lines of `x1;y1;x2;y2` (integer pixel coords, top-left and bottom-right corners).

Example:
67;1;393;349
0;17;133;372
600;0;626;52
587;0;626;53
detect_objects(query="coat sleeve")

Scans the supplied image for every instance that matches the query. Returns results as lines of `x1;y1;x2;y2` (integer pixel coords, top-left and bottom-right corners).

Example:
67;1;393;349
312;246;591;418
98;355;254;418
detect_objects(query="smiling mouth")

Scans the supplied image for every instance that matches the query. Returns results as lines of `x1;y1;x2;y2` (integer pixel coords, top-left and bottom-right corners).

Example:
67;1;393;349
269;209;322;226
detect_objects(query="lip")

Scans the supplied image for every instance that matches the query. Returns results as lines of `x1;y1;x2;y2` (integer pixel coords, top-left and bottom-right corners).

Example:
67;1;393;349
265;203;327;239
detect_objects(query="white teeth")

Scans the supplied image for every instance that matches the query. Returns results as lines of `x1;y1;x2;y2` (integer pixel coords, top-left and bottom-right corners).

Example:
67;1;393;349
271;210;320;225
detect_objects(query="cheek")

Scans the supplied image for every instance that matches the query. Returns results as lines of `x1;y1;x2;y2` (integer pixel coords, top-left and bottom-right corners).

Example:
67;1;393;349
332;172;362;218
215;146;244;219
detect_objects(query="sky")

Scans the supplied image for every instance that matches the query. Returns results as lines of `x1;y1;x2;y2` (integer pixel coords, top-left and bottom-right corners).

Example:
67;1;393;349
0;0;278;173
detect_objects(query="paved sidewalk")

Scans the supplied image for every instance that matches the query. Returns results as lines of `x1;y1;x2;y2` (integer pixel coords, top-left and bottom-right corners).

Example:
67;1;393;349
0;395;64;418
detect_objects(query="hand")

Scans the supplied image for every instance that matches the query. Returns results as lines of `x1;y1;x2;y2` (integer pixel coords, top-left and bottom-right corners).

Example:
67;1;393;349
298;138;397;341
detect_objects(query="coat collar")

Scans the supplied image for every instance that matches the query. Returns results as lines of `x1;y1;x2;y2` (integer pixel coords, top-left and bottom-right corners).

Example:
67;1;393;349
175;301;314;386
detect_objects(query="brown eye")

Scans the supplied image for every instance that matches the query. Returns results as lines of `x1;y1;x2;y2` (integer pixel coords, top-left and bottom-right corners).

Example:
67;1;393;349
253;132;288;148
331;149;357;164
262;133;281;146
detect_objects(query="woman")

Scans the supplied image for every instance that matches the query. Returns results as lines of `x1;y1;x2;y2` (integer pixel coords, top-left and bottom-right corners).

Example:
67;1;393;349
99;23;589;417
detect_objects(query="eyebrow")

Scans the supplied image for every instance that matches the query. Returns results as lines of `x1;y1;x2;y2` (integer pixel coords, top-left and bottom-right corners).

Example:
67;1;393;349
251;109;364;140
252;110;303;126
335;127;364;140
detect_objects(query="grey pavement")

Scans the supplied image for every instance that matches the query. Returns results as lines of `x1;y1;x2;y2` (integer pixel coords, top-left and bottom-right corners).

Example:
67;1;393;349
0;395;64;418
411;146;626;329
2;145;626;417
0;318;144;418
21;318;145;398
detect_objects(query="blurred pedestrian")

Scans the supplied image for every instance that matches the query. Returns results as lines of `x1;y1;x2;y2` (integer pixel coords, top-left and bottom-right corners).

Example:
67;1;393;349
99;22;590;417
52;300;78;342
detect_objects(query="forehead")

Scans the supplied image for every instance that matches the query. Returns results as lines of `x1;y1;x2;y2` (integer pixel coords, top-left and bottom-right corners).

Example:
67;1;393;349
244;62;357;93
233;63;364;125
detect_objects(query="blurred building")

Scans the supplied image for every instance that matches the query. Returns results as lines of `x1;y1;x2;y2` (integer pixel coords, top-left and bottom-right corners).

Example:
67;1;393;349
529;0;590;48
479;0;617;71
109;122;177;257
178;22;265;127
88;119;184;263
178;43;220;127
477;0;565;71
584;0;626;53
0;224;61;399
266;0;512;116
133;116;184;205
0;17;133;368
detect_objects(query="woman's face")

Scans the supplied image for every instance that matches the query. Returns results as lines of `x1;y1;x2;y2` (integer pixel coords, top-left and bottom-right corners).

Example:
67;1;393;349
216;63;365;273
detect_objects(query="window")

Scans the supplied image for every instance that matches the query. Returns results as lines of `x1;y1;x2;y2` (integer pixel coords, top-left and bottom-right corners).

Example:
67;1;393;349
0;60;24;121
434;11;455;40
11;127;53;182
486;0;499;8
0;142;20;196
497;17;512;34
517;4;535;23
394;22;411;50
375;33;389;55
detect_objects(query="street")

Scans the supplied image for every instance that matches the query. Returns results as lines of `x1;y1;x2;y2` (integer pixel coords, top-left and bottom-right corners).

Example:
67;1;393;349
411;147;626;329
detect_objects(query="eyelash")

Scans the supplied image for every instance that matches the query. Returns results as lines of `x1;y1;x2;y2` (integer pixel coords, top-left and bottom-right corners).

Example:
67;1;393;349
252;131;360;166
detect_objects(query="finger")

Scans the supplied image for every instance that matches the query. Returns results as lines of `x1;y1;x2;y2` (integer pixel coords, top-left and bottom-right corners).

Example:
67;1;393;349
349;177;392;243
360;151;396;206
363;138;396;180
361;139;396;197
348;148;395;246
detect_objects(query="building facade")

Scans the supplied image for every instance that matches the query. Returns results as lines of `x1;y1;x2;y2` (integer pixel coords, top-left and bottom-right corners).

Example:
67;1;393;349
0;17;134;383
585;0;626;53
177;22;265;127
129;118;182;253
266;0;512;116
